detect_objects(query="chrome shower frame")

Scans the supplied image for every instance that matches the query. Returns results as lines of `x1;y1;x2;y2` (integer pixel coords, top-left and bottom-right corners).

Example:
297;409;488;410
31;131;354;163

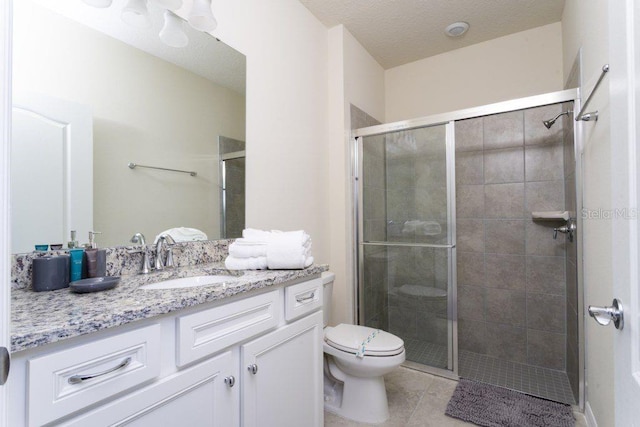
351;88;584;408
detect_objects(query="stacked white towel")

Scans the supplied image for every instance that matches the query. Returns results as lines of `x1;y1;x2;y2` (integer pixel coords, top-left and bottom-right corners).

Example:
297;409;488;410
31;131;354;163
154;227;208;243
266;230;313;269
224;229;313;270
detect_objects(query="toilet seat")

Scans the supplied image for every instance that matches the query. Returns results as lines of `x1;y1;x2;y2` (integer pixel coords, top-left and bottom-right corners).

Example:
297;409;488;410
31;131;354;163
324;324;404;357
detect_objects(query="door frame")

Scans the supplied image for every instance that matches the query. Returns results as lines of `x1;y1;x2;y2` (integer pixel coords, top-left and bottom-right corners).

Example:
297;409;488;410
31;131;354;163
0;1;12;426
610;0;640;424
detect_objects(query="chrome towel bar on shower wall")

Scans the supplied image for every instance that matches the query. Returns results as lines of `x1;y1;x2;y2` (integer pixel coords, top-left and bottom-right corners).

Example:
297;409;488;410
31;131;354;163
128;162;197;177
575;64;609;122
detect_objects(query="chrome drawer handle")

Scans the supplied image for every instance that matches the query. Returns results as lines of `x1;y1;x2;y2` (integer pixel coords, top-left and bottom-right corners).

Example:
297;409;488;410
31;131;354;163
247;364;258;375
224;376;236;387
295;291;315;303
68;357;132;384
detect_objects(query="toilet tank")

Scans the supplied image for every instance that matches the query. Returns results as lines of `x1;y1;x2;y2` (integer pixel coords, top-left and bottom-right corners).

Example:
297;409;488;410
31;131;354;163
321;271;335;327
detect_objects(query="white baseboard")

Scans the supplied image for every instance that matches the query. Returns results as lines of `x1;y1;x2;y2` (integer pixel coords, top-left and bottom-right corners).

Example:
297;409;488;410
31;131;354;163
585;401;598;427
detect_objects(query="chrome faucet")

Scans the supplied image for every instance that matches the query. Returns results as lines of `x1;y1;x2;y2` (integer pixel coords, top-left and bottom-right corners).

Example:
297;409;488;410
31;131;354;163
130;233;152;274
155;234;176;270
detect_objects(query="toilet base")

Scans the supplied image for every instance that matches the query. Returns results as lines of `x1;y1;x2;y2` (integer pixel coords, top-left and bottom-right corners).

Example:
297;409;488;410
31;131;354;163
323;368;390;424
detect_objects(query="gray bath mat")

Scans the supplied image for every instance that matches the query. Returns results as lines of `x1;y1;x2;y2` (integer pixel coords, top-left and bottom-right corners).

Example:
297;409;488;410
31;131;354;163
445;379;575;427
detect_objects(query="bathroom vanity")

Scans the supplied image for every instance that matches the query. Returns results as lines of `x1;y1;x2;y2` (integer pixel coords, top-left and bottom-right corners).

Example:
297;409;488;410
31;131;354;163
8;265;326;426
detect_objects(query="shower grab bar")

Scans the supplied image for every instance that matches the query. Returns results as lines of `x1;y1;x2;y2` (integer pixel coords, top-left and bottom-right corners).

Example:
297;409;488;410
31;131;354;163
362;241;455;249
128;162;197;177
575;64;609;122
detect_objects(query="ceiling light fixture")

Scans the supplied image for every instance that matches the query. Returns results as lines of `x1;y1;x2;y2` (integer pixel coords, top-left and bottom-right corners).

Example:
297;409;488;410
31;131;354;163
159;10;189;48
188;0;218;32
445;21;469;37
121;0;151;28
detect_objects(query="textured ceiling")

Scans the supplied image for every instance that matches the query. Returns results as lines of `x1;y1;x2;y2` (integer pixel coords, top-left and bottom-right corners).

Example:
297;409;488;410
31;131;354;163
36;0;245;94
298;0;566;69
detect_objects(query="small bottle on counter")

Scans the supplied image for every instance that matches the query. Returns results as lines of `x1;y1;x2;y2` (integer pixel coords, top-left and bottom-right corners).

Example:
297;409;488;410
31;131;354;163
69;248;84;282
68;230;78;249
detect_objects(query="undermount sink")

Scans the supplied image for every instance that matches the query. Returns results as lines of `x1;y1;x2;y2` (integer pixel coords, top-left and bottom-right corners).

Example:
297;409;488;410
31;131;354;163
139;275;240;290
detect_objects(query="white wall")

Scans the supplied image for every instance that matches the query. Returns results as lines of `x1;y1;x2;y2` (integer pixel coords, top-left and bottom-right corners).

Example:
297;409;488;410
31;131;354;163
13;1;245;247
385;23;564;121
327;25;385;324
213;0;331;264
562;1;613;426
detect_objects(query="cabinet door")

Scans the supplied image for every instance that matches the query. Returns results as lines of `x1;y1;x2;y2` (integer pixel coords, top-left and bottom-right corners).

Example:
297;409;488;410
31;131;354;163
61;351;238;427
241;311;323;427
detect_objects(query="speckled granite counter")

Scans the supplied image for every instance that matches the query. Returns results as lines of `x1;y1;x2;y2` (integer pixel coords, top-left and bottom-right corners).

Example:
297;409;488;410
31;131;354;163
11;263;328;353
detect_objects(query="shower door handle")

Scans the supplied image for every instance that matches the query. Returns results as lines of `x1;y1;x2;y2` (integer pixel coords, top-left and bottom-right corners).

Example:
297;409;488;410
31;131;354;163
588;299;624;330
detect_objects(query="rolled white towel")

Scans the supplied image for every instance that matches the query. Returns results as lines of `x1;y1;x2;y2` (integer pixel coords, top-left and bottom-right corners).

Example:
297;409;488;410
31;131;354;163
224;255;267;270
229;239;268;258
154;227;208;243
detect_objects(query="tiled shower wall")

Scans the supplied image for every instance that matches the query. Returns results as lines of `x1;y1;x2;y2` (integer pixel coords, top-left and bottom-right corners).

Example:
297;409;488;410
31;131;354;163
455;104;569;370
219;136;246;239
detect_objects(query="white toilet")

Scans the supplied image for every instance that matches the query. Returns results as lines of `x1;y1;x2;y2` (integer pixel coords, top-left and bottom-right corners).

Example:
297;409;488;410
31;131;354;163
321;272;406;424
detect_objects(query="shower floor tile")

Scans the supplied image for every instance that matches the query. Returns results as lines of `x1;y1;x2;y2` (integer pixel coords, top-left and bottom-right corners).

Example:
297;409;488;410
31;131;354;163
401;339;576;405
459;350;576;405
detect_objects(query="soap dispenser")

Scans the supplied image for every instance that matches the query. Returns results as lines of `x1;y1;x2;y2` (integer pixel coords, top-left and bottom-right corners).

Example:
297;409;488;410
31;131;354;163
68;230;78;249
84;231;107;278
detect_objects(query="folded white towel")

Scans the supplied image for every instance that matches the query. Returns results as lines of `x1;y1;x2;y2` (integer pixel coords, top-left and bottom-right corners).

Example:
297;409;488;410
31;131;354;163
266;233;313;269
224;255;267;270
154;227;208;243
242;228;274;242
229;239;268;258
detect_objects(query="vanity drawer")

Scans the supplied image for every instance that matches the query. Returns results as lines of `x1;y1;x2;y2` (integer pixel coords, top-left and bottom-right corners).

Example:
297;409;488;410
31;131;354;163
27;323;161;427
284;278;322;322
176;289;280;367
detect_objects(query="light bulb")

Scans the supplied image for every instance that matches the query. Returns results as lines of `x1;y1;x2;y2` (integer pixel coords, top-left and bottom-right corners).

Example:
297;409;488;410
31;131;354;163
188;0;217;32
159;10;188;48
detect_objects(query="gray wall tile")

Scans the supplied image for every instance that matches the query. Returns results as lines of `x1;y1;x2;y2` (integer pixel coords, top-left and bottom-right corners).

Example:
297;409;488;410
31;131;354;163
485;288;526;327
485;323;527;363
457;251;484;286
456;184;485;218
484;110;524;150
528;329;565;370
458;285;486;321
525;104;563;146
527;293;565;333
457;219;485;253
525;142;564;182
527;256;566;295
458;319;488;354
484;147;524;184
455;118;483;152
526;181;565;213
485;183;525;218
485;254;526;290
526;220;566;256
456;151;484;184
485;219;526;254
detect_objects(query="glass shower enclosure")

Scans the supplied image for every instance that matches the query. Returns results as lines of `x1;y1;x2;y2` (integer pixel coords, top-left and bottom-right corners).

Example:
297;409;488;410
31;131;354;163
356;122;457;373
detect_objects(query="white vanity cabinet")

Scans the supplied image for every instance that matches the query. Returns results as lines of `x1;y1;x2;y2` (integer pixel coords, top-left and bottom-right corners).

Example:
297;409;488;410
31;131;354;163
8;277;324;427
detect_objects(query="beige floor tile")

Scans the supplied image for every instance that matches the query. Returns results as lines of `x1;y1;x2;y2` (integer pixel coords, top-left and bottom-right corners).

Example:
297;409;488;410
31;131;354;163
325;367;586;427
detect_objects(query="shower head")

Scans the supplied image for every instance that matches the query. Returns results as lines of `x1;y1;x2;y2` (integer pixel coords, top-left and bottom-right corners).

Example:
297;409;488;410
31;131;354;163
543;110;573;129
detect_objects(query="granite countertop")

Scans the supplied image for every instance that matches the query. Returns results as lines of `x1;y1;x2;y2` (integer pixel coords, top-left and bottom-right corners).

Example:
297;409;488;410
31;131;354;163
11;263;328;353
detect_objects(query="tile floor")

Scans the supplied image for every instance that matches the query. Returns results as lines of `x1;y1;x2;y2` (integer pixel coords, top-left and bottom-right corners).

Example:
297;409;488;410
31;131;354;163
324;366;588;427
404;339;576;404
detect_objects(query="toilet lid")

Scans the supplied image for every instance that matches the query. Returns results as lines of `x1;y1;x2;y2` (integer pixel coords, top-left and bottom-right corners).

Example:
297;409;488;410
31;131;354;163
325;324;404;357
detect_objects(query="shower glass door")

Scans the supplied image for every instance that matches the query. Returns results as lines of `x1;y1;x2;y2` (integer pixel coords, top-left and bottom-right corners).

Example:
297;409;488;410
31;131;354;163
357;122;456;372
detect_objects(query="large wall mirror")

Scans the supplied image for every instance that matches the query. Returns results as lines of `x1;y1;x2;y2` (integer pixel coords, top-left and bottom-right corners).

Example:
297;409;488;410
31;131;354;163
11;0;246;253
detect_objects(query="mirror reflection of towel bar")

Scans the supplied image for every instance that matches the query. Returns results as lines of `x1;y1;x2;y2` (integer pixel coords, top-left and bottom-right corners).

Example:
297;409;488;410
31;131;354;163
128;162;197;177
